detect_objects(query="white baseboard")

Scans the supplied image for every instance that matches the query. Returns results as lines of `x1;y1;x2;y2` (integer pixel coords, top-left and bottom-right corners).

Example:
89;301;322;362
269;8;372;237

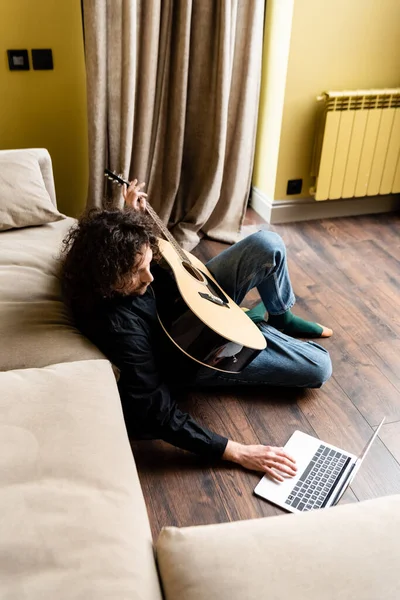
250;186;400;224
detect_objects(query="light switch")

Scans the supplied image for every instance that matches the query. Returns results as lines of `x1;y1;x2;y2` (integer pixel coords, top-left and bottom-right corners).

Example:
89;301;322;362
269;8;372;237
7;50;29;71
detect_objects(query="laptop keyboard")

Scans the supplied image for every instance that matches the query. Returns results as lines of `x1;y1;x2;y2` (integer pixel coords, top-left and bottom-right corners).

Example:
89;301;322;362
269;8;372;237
285;444;350;512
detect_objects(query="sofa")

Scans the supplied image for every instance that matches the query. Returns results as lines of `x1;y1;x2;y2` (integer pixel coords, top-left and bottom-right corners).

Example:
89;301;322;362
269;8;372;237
0;148;399;600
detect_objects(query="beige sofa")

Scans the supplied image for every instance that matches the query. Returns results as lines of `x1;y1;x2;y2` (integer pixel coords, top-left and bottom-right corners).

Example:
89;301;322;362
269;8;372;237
0;148;399;600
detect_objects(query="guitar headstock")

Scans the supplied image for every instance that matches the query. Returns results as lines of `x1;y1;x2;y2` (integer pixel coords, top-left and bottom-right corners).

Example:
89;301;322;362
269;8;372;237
104;167;166;238
104;169;130;187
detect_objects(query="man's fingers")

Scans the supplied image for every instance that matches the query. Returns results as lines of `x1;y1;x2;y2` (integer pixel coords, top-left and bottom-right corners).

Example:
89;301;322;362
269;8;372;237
264;466;284;482
267;461;297;476
128;180;145;190
280;448;296;462
265;451;296;468
270;454;297;469
277;448;297;463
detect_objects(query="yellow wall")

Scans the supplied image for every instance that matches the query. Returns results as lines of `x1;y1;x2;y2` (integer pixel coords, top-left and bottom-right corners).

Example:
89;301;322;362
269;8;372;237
253;0;295;198
0;0;88;217
254;0;400;202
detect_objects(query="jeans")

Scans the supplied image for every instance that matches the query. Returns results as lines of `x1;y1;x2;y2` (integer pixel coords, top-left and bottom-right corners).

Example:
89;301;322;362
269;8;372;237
194;230;332;388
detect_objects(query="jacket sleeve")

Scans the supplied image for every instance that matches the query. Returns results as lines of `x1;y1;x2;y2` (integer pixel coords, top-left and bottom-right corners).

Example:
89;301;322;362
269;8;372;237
108;325;228;459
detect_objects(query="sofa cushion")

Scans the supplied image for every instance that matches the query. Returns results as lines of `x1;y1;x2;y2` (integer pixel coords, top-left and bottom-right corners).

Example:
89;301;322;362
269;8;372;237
0;359;162;600
0;217;104;370
157;494;400;600
0;154;64;230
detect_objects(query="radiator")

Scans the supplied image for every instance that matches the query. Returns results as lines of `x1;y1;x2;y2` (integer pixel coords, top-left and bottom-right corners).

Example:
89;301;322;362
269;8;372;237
311;89;400;201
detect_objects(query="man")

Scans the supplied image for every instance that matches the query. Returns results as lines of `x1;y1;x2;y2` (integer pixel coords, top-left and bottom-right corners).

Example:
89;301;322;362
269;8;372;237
61;180;332;482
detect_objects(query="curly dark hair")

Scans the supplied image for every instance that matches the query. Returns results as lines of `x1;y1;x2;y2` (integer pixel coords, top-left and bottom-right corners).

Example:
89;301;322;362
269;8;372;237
60;208;159;311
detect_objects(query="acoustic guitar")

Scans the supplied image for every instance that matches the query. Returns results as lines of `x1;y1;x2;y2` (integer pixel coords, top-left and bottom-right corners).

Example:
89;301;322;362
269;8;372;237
105;169;266;373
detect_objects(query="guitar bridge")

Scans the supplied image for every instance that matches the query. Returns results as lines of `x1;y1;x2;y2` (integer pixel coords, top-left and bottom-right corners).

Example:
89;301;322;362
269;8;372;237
199;292;229;307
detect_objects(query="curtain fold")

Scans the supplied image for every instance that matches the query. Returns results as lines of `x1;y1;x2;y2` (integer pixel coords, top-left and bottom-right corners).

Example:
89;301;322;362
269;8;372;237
83;0;265;249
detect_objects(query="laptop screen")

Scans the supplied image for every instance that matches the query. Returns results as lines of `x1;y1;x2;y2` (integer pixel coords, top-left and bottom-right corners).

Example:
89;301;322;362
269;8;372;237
357;417;386;464
332;416;385;506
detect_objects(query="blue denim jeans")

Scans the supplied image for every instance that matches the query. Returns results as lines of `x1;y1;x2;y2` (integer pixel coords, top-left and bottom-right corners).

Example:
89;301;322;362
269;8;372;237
194;230;332;388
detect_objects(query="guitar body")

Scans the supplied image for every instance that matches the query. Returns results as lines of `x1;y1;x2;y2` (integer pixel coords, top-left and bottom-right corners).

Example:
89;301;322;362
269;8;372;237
151;238;266;373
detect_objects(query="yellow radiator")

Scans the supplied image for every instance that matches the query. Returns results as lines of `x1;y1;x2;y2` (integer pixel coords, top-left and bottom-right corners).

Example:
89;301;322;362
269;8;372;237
311;89;400;201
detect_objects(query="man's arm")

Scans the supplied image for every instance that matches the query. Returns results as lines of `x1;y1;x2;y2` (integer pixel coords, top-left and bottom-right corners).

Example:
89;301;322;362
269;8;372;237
101;319;297;479
110;326;228;459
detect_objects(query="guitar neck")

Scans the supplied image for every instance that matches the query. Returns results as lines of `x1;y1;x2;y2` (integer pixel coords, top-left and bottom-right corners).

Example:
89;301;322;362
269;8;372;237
144;203;188;263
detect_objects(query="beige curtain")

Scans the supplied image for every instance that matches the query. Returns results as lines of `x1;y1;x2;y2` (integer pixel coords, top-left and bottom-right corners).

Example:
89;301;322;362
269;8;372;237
83;0;265;249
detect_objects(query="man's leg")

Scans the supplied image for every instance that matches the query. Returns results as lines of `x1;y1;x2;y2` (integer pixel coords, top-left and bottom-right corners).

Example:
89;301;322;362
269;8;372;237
206;230;296;313
196;230;332;387
195;322;332;388
206;230;332;338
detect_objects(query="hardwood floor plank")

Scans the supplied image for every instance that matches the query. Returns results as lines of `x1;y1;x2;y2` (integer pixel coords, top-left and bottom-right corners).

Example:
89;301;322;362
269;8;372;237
293;294;400;424
364;340;400;395
131;453;163;540
282;221;400;294
187;392;282;519
378;421;400;464
191;239;227;264
351;441;400;501
277;227;365;294
286;258;316;300
329;213;400;244
335;239;400;292
131;440;230;539
323;216;372;242
313;285;397;345
238;388;317;444
355;285;400;338
319;218;364;244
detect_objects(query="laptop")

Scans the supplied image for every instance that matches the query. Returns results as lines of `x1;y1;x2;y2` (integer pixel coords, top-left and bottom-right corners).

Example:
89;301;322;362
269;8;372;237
254;417;385;513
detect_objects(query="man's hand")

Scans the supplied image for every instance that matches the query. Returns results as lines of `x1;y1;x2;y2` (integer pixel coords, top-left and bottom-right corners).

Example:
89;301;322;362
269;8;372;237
123;179;148;212
223;440;297;482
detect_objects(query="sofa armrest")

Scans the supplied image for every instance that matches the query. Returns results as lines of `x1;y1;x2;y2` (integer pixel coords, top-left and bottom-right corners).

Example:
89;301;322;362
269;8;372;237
157;494;400;600
0;148;57;207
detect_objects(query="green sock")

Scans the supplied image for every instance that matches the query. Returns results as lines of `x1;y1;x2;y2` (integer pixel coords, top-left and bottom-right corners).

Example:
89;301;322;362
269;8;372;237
268;309;323;338
245;302;324;338
245;302;268;324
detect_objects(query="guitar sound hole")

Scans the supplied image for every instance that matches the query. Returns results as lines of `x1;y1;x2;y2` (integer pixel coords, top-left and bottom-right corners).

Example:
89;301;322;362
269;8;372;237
182;261;206;283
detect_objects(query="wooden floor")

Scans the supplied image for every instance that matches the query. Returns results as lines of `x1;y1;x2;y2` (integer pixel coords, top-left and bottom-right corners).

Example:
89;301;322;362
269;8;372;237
131;209;400;540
